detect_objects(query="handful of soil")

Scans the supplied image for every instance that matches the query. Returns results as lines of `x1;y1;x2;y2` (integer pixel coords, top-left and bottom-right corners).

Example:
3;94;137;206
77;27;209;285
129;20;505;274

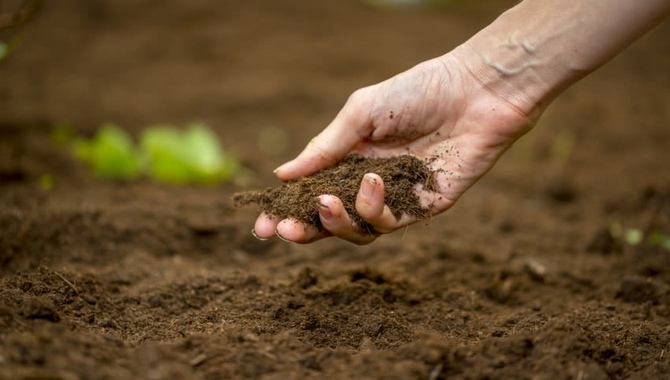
232;154;435;231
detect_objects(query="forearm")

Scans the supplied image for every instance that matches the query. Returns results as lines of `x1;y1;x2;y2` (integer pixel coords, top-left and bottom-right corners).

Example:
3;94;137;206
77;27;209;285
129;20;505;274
452;0;670;116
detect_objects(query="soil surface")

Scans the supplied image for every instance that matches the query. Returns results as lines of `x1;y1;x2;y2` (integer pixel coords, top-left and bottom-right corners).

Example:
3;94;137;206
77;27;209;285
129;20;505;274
2;1;670;379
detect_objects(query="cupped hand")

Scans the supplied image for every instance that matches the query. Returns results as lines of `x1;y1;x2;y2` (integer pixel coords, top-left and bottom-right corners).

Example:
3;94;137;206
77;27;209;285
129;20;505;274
253;51;539;244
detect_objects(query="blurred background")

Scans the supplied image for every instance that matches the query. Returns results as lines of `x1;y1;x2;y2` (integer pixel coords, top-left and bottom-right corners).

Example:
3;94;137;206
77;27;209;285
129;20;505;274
0;0;519;179
2;0;668;188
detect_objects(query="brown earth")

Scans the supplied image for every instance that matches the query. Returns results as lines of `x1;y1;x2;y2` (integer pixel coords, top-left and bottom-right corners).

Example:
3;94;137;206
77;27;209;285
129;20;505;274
232;154;434;231
1;1;670;379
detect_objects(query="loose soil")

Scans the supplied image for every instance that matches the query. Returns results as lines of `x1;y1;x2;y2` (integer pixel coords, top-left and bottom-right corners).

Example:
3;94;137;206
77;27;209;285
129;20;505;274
1;1;670;379
232;154;434;231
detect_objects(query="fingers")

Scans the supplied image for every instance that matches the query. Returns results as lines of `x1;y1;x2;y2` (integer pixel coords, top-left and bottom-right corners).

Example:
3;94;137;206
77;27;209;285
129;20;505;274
355;173;407;234
252;196;380;245
315;173;410;244
275;219;329;244
253;213;330;244
316;195;378;245
274;90;373;181
253;173;418;244
252;213;278;240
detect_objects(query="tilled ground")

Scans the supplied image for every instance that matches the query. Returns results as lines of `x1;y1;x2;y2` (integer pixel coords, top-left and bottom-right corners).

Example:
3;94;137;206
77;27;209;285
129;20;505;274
1;1;670;379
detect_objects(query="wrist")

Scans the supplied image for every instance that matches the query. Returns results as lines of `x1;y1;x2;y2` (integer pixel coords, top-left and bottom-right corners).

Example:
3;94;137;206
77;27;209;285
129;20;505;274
448;8;583;118
448;0;670;118
449;40;554;119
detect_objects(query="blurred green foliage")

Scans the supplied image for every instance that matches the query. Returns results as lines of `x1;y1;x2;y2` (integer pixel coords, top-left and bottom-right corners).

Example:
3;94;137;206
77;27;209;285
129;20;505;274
141;123;238;184
0;0;41;62
0;34;24;62
648;231;670;251
64;122;239;185
72;123;144;180
0;42;7;60
610;222;670;252
38;173;54;190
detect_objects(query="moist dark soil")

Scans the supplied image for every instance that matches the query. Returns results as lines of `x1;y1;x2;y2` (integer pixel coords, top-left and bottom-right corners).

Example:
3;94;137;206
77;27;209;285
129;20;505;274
232;154;434;230
2;1;670;379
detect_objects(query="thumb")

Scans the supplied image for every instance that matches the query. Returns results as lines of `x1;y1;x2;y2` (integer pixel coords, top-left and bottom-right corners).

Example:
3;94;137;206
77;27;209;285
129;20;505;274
274;95;372;181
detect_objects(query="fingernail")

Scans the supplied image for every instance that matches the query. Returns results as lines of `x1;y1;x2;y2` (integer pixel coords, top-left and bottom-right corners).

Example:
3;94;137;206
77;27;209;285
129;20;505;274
316;197;333;222
361;174;377;199
273;163;288;174
275;230;292;243
251;229;269;241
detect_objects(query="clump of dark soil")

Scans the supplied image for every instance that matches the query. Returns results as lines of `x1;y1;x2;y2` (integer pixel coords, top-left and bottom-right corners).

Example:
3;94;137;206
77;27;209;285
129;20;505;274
232;154;435;231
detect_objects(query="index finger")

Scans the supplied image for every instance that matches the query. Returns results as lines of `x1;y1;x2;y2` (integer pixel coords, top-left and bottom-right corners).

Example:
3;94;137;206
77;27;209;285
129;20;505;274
273;89;374;181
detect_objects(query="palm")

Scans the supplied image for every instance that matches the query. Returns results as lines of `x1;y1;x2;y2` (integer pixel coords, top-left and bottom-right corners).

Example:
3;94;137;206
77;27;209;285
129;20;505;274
345;57;532;215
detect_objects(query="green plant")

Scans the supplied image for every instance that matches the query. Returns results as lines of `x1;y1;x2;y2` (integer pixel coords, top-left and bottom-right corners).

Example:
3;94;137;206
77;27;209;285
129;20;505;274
610;222;670;252
648;231;670;251
0;42;8;61
140;122;238;184
0;34;23;62
66;122;239;185
72;123;144;180
0;0;42;62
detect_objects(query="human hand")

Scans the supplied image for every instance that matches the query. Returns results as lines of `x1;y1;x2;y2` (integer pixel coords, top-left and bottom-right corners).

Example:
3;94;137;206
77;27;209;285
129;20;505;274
253;51;538;244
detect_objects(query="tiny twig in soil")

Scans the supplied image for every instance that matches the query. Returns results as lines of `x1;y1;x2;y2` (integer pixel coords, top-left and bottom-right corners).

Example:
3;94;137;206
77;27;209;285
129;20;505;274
53;270;79;295
190;354;208;367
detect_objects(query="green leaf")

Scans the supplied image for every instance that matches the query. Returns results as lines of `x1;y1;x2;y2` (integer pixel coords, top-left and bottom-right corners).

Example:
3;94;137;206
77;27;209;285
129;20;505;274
140;122;238;184
648;232;670;251
72;123;144;179
0;34;25;63
623;228;643;246
64;122;238;184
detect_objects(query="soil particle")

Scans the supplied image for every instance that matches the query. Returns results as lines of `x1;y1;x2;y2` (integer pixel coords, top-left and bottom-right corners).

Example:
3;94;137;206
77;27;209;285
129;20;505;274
232;154;435;231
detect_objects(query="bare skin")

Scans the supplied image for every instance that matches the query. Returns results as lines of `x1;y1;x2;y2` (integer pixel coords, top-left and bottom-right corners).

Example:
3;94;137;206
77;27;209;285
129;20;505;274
253;0;670;244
